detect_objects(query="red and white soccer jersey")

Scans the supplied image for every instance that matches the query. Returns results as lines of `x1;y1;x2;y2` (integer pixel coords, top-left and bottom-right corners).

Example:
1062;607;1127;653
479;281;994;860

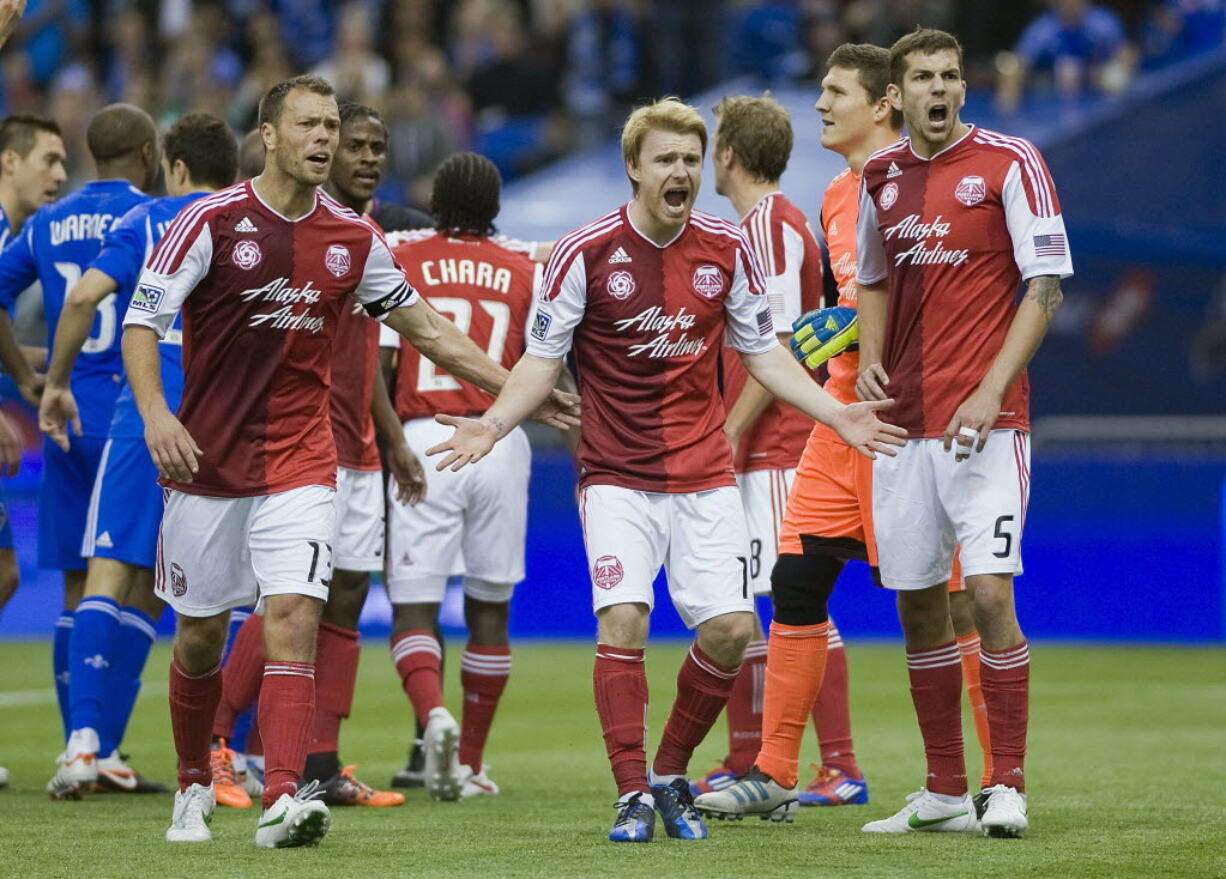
528;205;777;493
856;126;1074;438
123;181;417;498
331;301;381;472
721;191;824;474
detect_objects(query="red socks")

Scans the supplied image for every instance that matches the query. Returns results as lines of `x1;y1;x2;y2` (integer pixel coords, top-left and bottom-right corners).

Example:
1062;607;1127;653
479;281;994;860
652;644;740;778
309;623;360;756
722;638;766;775
906;641;967;796
169;659;222;791
980;641;1029;792
593;644;649;796
813;621;861;778
212;613;265;740
459;645;511;771
391;630;443;722
259;662;315;808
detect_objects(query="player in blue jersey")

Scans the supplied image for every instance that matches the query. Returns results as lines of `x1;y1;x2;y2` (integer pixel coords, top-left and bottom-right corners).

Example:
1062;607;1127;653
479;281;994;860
0;103;160;773
37;113;237;798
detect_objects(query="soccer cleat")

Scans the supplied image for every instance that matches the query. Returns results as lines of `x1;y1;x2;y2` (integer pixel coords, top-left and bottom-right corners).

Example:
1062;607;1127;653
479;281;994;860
93;751;169;794
693;767;798;823
231;751;264;799
166;782;215;842
390;738;426;789
688;764;739;796
651;777;708;839
210;741;253;808
423;707;465;801
0;765;9;788
255;781;332;848
861;789;979;833
798;764;869;806
608;792;655;843
46;728;100;800
460;765;500;798
972;790;989;820
979;784;1028;838
321;765;405;807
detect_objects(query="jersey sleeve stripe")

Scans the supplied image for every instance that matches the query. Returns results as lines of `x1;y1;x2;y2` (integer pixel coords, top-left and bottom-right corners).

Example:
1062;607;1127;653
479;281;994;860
149;188;245;274
540;214;621;297
975;131;1055;217
751;200;775;276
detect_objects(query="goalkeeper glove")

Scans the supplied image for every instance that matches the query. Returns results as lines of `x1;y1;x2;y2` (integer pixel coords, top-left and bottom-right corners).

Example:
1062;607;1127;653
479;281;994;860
790;306;859;370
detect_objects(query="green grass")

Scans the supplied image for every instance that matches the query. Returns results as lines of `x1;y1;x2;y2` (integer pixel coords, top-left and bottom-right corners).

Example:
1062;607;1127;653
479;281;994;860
0;640;1223;878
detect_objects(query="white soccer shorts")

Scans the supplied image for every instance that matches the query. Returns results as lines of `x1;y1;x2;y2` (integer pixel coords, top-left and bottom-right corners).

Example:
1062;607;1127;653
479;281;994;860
385;417;529;605
579;483;754;629
736;467;796;596
156;484;336;616
334;467;384;572
872;430;1031;590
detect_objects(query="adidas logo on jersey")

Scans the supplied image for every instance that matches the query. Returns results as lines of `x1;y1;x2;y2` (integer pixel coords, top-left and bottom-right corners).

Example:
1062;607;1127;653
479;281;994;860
234;217;259;233
95;531;113;549
887;162;903;179
828;219;839;236
608;247;632;264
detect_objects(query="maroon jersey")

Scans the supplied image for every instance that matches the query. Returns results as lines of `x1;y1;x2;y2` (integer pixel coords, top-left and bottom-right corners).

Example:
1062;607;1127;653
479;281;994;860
856;126;1073;438
527;205;777;493
330;301;381;471
720;192;824;473
387;230;537;420
124;181;416;497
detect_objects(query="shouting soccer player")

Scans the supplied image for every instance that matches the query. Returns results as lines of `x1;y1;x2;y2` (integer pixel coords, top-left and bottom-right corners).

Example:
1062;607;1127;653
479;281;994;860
121;75;576;848
427;97;905;843
854;29;1070;838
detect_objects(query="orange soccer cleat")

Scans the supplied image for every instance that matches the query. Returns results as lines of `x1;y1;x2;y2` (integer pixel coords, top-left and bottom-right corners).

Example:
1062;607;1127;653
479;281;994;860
323;765;406;807
210;740;253;808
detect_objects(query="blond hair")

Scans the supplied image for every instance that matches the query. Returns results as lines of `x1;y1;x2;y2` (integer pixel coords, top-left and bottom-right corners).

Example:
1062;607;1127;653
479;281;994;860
621;97;707;193
712;93;792;183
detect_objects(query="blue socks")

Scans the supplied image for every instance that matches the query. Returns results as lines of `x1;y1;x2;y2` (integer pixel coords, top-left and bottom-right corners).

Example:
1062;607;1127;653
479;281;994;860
100;607;158;756
68;596;121;741
53;611;75;741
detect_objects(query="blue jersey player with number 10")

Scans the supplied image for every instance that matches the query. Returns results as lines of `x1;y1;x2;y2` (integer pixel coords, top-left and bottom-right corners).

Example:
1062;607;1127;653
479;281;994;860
0;103;160;764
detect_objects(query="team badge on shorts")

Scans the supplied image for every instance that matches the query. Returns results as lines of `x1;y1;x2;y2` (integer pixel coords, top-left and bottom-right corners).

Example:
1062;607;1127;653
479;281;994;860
592;555;624;590
325;243;352;278
232;240;263;270
879;182;898;211
607;270;636;300
955;175;986;207
169;563;188;598
691;264;725;299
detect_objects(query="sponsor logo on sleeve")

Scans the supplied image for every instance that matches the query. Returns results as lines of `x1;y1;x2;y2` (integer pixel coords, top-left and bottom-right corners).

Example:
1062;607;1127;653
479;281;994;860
129;283;165;314
232;239;263;270
325;243;352;278
607;270;636;300
531;309;553;341
879;182;899;211
592;555;624;590
954;175;986;207
691;264;725;299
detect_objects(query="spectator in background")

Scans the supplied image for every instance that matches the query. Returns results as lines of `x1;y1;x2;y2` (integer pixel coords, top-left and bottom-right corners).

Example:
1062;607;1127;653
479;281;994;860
9;0;85;88
724;0;806;82
386;75;460;208
842;0;954;49
565;0;646;148
996;0;1137;114
101;6;156;108
229;10;294;130
1143;0;1225;68
652;0;727;98
313;2;391;107
158;6;241;121
269;0;336;69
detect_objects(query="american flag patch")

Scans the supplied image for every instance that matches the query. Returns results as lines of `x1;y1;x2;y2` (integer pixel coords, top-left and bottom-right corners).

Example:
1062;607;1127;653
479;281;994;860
1033;233;1066;257
756;310;774;336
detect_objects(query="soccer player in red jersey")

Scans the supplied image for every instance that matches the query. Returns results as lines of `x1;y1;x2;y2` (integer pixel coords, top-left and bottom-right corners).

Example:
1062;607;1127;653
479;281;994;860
428;98;905;843
383;152;543;802
122;75;576;847
854;30;1071;838
688;94;825;795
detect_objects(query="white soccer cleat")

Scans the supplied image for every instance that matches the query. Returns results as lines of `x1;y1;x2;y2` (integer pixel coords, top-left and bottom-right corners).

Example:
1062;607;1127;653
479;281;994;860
979;784;1028;838
692;770;798;822
95;750;138;792
861;789;979;833
0;765;9;788
460;765;499;798
166;782;215;842
46;727;100;800
254;783;332;848
423;706;465;801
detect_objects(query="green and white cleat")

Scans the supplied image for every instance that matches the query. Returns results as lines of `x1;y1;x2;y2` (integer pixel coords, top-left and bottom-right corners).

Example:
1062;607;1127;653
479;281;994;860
692;768;798;823
861;789;979;833
166;783;215;842
979;784;1028;838
255;783;332;848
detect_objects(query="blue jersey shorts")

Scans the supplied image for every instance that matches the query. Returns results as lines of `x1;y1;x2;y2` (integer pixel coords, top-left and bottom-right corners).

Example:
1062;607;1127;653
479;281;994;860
39;435;107;571
81;437;161;569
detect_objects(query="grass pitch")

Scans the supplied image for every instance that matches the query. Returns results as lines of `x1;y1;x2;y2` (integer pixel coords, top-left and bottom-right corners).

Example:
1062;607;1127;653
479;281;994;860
0;640;1223;878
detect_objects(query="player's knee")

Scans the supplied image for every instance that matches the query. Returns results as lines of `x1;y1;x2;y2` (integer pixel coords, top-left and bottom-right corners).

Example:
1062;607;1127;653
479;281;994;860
392;601;440;636
696;611;754;664
770;553;841;626
262;593;324;661
596;602;649;649
464;594;510;646
896;586;953;646
947;589;976;637
323;569;370;629
174;614;228;672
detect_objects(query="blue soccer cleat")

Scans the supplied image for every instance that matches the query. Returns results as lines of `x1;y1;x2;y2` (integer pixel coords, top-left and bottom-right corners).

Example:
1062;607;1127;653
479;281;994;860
651;778;708;840
798;765;869;806
609;792;655;843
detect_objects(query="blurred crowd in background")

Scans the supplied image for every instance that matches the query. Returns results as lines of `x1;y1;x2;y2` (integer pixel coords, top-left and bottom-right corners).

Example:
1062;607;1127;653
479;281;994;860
0;0;1222;208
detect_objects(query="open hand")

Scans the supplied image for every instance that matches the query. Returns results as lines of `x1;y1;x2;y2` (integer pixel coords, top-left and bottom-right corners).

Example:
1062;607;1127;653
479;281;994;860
38;385;81;453
831;399;908;459
426;414;498;472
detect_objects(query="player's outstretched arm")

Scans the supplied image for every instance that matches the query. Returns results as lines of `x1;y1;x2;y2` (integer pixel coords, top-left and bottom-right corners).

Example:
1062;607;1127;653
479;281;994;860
944;274;1064;456
370;359;426;506
122;325;201;483
740;344;906;459
725;334;788;455
854;281;890;402
426;353;563;472
40;269;119;451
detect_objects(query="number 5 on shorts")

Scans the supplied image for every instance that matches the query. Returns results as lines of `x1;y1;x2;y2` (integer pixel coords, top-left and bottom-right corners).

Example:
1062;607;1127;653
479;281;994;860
992;515;1015;559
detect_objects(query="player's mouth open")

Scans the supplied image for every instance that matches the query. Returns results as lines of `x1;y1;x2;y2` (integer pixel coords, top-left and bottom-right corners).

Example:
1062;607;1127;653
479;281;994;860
928;105;948;125
306;153;330;169
663;188;688;208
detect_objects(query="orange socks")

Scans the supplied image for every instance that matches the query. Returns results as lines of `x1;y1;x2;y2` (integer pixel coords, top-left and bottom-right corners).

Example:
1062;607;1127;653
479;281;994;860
957;631;993;790
755;620;829;789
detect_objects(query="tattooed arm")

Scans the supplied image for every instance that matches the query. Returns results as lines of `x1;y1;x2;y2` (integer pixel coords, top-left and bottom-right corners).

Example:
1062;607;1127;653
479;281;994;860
943;275;1063;454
